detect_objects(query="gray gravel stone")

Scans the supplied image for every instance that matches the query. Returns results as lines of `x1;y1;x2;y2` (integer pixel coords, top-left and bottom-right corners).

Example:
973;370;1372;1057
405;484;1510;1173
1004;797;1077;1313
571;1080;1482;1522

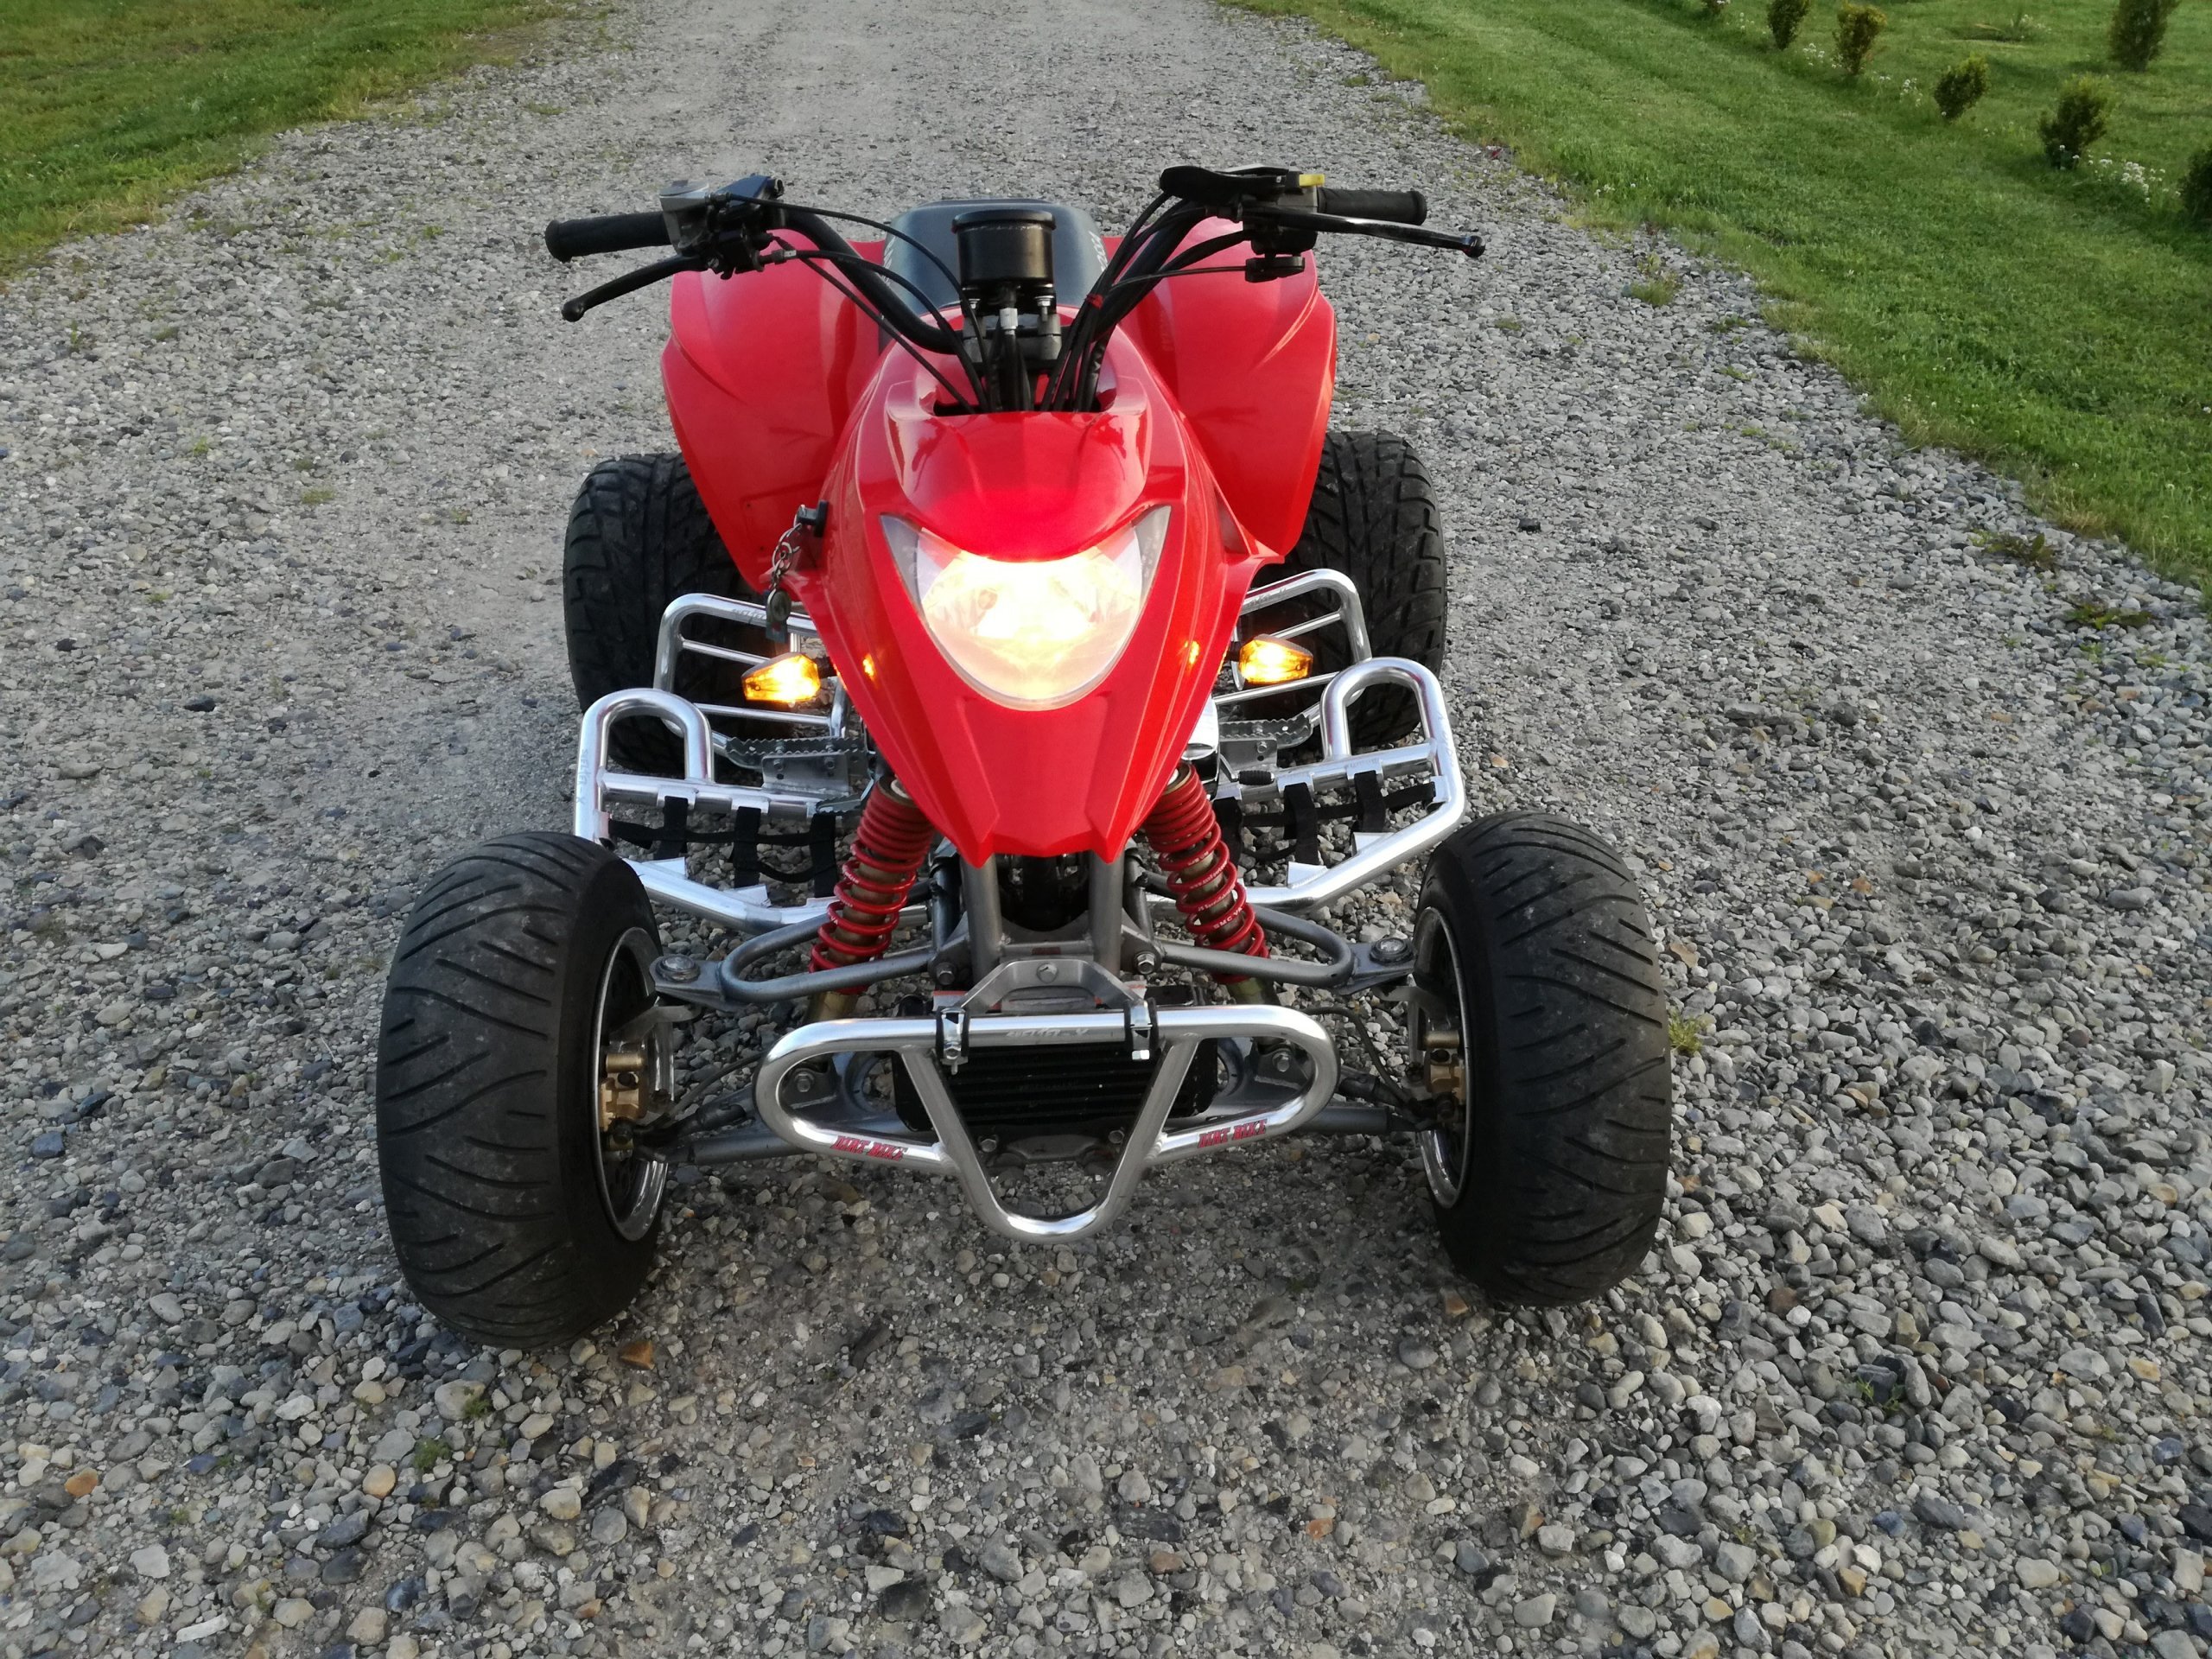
1;3;2208;1658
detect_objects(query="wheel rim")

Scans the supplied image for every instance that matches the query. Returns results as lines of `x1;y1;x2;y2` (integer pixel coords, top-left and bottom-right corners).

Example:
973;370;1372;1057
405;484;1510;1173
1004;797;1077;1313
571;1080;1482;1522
591;926;672;1242
1411;906;1473;1207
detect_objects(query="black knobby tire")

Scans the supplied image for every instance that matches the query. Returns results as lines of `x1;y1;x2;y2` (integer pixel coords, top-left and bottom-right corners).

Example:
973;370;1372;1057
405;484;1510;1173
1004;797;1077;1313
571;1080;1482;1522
1417;811;1672;1305
563;452;753;770
376;831;665;1345
1262;430;1447;745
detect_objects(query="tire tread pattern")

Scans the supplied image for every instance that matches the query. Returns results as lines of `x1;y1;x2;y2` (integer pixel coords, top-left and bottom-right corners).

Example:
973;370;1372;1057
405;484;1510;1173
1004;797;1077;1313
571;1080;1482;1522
1427;811;1673;1306
563;453;751;770
376;831;658;1345
1268;431;1447;745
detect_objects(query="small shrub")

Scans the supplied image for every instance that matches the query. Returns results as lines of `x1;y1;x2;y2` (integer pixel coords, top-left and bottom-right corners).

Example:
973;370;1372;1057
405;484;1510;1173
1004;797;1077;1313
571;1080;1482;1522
1934;54;1991;121
2040;76;2112;168
2182;146;2212;227
2107;0;2179;72
1986;530;2056;569
2067;597;2152;629
1769;0;1813;47
1962;9;2043;42
1627;253;1682;305
1834;3;1888;76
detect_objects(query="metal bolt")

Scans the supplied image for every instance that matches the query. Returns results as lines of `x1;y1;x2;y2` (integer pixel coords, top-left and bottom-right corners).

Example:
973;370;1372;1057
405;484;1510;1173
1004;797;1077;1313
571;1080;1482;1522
1372;937;1412;966
1037;962;1058;982
657;955;701;984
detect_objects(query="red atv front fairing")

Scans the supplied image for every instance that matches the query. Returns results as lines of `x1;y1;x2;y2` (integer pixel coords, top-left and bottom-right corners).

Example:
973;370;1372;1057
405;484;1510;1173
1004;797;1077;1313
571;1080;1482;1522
657;228;1338;862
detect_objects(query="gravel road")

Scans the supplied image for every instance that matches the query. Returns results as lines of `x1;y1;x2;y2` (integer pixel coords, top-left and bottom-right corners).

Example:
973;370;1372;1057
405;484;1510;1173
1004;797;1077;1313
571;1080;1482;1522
5;1;2211;1656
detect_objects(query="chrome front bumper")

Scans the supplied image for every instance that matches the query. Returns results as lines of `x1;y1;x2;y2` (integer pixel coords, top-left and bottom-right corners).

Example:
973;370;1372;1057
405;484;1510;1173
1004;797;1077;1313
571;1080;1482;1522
752;1002;1338;1243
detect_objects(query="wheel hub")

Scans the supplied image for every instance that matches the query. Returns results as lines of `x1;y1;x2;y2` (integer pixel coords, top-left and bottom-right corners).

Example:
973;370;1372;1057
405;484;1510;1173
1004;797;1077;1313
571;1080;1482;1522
593;928;676;1241
1409;906;1473;1208
599;1044;652;1130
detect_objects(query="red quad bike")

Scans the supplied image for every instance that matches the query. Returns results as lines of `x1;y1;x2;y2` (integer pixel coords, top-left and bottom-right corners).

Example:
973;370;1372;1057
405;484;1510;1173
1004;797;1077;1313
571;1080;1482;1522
373;166;1674;1345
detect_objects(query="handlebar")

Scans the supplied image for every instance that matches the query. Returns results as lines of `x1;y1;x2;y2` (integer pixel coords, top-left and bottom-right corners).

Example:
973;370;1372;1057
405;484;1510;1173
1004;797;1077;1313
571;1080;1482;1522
544;166;1481;416
1313;188;1426;225
544;212;671;263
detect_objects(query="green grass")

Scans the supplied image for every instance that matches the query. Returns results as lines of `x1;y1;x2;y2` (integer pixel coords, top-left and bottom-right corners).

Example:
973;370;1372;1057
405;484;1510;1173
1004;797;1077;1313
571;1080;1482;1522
1236;0;2212;582
0;0;555;277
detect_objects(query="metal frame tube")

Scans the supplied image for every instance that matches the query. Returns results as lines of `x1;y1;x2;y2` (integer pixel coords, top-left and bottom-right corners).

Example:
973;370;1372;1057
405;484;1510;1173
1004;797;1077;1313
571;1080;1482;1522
1147;904;1356;987
1086;853;1123;974
1239;659;1467;912
750;1003;1336;1241
962;857;1003;980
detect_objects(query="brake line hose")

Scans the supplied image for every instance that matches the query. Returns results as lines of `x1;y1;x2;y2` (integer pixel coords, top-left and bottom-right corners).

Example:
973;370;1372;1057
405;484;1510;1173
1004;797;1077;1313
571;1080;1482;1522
1141;764;1269;987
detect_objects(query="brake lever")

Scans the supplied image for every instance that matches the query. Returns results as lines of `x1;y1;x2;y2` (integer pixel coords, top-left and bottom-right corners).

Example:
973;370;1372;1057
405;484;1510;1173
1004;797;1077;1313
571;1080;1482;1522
1249;204;1484;259
560;254;708;323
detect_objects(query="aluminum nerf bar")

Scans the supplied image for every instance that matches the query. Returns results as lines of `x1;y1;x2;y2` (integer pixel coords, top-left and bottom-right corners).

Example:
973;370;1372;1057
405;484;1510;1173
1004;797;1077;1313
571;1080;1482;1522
572;689;836;931
752;1003;1338;1243
1232;658;1466;911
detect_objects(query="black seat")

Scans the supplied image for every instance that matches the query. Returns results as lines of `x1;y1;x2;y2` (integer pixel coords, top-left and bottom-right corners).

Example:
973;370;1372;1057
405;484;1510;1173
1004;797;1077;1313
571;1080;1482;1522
882;198;1107;315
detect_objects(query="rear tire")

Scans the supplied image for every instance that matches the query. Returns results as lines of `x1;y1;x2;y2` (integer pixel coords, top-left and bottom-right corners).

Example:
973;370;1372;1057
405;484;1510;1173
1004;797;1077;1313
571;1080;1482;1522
1413;811;1672;1305
376;832;670;1346
1264;430;1447;745
563;452;753;770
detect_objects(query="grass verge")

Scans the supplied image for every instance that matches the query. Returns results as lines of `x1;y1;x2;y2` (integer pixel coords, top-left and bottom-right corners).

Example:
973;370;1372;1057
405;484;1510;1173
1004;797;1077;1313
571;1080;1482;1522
1;0;558;280
1236;0;2212;585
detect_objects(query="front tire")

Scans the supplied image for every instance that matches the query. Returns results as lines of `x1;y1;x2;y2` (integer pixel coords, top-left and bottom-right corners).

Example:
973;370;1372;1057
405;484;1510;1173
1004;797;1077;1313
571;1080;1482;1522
563;452;753;770
1264;430;1447;745
1413;812;1672;1305
376;832;671;1346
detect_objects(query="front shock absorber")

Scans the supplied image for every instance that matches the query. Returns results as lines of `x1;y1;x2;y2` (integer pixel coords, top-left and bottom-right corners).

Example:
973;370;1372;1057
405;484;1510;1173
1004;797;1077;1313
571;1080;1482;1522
1141;763;1269;998
810;779;935;1019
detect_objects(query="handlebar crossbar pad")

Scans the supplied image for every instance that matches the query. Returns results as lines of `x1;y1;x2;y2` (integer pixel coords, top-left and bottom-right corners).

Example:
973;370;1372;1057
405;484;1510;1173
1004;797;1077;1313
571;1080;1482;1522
544;212;673;262
1313;188;1427;226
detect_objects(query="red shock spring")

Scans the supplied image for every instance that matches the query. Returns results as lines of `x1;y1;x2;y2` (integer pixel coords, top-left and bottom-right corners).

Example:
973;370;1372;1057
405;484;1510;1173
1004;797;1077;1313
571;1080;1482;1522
1141;764;1268;979
811;780;936;972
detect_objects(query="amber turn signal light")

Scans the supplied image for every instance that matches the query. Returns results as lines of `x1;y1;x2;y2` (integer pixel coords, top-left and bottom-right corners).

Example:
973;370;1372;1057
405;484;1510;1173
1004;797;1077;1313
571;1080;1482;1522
1236;636;1313;686
742;652;823;706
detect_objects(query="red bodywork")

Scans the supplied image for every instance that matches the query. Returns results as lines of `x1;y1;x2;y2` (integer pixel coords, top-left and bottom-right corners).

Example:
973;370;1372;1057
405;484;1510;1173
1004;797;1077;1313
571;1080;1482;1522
661;226;1336;861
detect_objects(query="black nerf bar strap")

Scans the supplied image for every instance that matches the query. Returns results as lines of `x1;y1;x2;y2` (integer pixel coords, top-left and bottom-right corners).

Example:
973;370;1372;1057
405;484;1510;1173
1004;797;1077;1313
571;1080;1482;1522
544;211;673;262
1313;188;1427;226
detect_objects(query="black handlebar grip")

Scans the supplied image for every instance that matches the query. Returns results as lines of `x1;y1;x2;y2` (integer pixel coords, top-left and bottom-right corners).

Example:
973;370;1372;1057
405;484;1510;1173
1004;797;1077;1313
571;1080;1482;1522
543;212;673;262
1313;188;1427;226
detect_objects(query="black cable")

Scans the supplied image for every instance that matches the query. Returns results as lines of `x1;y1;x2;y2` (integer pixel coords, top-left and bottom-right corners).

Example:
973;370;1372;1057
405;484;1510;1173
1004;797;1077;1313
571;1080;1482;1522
778;206;963;357
779;250;978;414
781;245;986;405
779;200;990;397
1068;224;1252;409
1055;251;1254;410
1048;208;1196;408
779;201;967;307
1050;203;1185;407
1055;203;1214;408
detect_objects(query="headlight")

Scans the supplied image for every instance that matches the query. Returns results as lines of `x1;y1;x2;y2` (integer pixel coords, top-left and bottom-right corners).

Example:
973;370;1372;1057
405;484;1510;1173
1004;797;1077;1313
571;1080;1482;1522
884;507;1169;709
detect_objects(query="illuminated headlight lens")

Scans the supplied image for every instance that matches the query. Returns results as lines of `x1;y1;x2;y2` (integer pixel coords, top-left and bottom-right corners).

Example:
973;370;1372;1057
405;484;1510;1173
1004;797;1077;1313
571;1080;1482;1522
884;507;1169;709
